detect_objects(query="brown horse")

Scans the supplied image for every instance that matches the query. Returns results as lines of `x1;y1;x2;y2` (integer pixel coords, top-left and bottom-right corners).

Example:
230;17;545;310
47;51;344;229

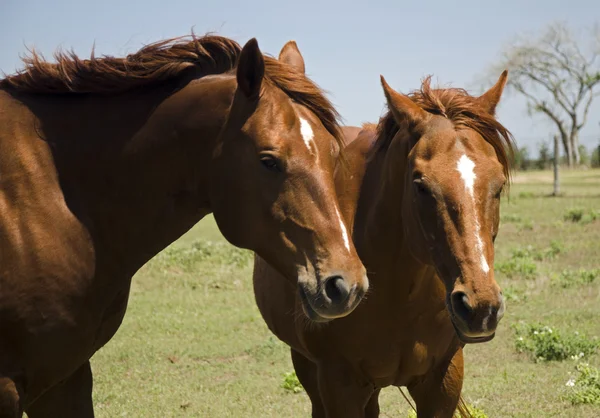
0;35;368;417
253;72;514;417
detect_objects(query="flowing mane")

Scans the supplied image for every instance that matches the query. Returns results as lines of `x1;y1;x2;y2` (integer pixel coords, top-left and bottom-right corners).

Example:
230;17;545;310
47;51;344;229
372;76;515;181
0;33;343;147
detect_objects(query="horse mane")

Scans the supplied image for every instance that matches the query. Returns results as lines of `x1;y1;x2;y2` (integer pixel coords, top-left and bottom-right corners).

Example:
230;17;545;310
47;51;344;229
372;76;515;182
0;33;343;147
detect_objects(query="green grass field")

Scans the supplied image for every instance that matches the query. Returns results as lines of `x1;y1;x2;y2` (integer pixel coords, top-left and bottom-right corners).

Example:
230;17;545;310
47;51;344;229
84;169;599;417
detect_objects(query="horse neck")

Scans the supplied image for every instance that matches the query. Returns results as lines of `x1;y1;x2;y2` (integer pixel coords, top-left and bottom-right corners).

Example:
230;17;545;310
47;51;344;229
357;137;431;291
41;75;235;272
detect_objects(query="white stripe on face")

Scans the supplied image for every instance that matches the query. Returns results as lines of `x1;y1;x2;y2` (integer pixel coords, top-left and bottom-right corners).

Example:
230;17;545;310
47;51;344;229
299;117;314;152
335;207;351;253
456;154;490;274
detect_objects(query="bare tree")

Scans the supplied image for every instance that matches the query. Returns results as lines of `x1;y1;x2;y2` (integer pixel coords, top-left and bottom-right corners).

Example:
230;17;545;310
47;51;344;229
487;22;600;166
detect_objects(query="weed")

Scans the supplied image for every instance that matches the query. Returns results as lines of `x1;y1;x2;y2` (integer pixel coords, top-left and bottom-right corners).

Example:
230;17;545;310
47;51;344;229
518;191;536;199
502;286;528;303
282;371;304;393
513;323;600;362
496;254;537;279
496;241;564;279
564;208;585;223
553;269;600;288
518;220;534;231
565;363;600;405
501;213;522;223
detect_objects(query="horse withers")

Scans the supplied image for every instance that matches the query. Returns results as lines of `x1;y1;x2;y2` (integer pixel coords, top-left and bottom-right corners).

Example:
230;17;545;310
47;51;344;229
253;72;514;417
0;36;368;417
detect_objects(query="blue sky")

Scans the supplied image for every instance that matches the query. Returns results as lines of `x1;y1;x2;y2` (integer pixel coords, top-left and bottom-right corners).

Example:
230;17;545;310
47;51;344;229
2;0;599;153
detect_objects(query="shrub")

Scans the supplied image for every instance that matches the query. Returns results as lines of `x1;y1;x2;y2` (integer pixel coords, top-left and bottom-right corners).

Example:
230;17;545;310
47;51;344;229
518;191;536;199
496;241;564;279
564;208;585;223
513;323;600;362
502;286;528;303
496;249;538;279
553;269;600;288
565;363;600;405
518;220;534;231
282;371;303;393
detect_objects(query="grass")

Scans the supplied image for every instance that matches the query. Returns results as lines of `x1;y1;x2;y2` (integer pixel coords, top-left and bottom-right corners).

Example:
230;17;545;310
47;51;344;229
60;169;599;417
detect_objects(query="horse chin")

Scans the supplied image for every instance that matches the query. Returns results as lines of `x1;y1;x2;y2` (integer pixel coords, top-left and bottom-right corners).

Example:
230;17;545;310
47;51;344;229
297;287;332;323
449;318;496;344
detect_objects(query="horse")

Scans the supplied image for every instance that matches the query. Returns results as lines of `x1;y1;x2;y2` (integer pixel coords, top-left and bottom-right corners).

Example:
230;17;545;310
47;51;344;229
253;71;515;417
0;35;369;417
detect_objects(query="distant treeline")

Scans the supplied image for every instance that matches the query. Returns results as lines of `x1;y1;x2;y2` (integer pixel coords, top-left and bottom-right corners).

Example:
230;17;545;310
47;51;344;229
512;143;600;171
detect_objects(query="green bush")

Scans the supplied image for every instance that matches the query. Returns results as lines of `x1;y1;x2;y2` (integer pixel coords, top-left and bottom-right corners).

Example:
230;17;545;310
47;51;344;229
553;269;600;288
496;257;537;279
502;286;528;303
282;371;304;393
496;241;564;279
565;363;600;405
513;323;600;362
564;208;585;223
518;191;536;199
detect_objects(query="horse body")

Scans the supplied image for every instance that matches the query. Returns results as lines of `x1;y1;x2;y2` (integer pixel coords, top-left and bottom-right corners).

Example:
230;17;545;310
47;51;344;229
0;36;368;416
254;73;514;417
0;75;228;403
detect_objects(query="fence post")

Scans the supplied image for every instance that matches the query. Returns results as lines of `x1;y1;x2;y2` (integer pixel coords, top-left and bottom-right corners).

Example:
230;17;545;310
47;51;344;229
553;135;560;196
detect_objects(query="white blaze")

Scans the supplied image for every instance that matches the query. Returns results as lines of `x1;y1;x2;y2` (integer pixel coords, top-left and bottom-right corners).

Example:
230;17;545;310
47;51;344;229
335;207;351;253
299;117;314;152
456;154;490;274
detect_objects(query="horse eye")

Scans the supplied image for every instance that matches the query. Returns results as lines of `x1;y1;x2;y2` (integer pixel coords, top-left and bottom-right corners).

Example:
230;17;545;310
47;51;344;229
260;155;281;173
413;179;429;195
494;186;504;199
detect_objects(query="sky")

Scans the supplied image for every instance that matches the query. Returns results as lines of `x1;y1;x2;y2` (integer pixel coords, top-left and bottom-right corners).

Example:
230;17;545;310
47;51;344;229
1;0;599;154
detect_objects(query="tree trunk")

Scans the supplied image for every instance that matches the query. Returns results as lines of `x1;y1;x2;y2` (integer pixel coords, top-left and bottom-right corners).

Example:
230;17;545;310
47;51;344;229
571;131;581;166
565;133;574;167
559;131;573;167
553;135;560;196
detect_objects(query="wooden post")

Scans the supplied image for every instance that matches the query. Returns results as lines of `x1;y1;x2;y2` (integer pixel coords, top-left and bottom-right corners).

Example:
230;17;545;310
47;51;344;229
553;135;560;196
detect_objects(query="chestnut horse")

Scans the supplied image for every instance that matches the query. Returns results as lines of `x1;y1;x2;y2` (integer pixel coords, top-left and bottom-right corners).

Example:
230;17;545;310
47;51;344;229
253;72;514;417
0;35;368;417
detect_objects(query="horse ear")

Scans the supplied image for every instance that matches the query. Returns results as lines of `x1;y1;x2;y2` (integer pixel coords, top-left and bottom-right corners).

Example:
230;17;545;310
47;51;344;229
278;40;305;74
380;75;427;125
476;70;508;115
237;38;265;100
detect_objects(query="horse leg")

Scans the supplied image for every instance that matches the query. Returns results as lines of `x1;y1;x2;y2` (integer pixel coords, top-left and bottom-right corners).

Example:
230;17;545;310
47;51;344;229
364;388;381;418
317;360;375;418
25;361;94;418
407;347;464;418
290;349;326;418
0;376;23;418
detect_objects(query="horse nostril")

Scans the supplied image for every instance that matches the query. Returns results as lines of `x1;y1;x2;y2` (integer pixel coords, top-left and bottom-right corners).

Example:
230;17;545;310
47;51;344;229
497;294;506;321
451;291;473;323
324;276;350;306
